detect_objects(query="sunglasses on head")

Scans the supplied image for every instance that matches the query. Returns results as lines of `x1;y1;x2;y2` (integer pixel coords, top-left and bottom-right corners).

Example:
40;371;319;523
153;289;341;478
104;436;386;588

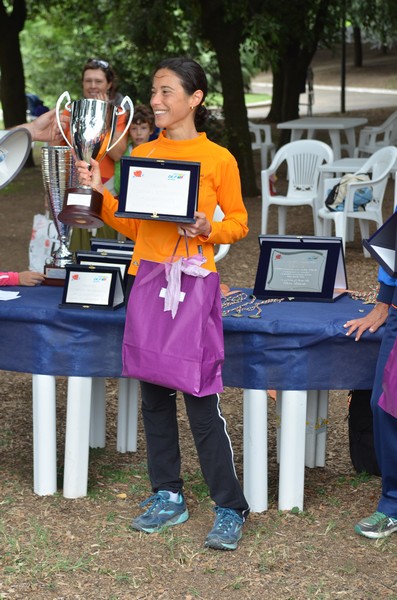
86;58;110;70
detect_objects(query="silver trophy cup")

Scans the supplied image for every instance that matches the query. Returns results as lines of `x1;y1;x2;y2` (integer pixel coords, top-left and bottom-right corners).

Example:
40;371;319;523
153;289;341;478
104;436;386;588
56;92;133;228
41;146;75;279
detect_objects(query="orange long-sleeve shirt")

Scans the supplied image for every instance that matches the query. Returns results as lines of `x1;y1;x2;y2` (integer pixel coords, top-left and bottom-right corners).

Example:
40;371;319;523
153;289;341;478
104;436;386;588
100;131;249;276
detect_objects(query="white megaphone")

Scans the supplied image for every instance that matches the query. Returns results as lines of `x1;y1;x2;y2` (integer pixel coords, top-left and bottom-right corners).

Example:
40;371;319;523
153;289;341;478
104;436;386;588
0;128;32;189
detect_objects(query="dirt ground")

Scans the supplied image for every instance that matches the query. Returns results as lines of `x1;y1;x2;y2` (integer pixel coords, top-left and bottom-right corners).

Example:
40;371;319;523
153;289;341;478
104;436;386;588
1;46;397;600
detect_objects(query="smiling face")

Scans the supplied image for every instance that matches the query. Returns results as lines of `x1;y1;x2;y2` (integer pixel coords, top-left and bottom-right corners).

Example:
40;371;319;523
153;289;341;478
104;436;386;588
82;68;112;100
150;68;203;139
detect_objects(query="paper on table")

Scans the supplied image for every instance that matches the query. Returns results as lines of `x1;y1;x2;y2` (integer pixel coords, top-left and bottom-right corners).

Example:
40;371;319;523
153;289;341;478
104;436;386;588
0;290;21;301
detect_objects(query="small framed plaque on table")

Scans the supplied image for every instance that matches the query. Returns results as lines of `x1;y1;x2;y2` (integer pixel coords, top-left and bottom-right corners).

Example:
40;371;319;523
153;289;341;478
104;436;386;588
115;156;200;223
60;264;124;310
254;235;348;302
75;250;131;289
90;238;135;257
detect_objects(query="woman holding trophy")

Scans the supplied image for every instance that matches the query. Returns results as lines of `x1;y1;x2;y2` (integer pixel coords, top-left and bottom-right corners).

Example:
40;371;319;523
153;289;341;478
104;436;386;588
76;57;250;551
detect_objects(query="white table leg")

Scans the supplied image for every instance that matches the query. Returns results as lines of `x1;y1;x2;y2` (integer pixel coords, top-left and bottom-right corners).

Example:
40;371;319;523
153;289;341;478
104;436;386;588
344;128;357;157
290;130;304;142
63;376;92;499
243;389;268;513
276;392;281;464
315;390;329;467
305;390;318;468
328;130;342;160
278;390;307;511
32;374;57;495
89;377;106;448
117;378;139;453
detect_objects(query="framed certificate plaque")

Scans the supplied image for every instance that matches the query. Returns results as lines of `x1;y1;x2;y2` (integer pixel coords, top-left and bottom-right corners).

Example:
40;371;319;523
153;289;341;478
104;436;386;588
90;237;135;258
75;250;131;289
60;264;124;310
254;235;348;302
115;156;200;223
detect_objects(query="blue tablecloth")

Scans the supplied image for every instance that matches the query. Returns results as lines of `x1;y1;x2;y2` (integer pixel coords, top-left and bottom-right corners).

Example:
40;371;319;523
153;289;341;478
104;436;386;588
0;286;383;390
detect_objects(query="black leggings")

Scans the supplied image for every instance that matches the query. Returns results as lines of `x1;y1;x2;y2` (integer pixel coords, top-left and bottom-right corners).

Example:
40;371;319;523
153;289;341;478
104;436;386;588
140;381;249;515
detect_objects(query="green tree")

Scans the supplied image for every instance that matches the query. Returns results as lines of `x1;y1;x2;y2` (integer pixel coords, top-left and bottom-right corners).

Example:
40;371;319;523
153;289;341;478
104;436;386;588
0;0;27;128
197;0;258;195
263;0;338;140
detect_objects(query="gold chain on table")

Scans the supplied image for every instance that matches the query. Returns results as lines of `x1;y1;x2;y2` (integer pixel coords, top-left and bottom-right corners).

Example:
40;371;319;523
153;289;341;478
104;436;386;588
221;290;285;318
348;283;379;304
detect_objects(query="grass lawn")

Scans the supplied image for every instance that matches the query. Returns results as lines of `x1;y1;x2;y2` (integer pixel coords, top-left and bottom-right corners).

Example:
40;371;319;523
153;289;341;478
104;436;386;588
207;92;271;107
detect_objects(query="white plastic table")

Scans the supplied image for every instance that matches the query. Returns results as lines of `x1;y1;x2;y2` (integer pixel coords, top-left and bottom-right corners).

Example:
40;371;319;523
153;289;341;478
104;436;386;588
278;117;368;160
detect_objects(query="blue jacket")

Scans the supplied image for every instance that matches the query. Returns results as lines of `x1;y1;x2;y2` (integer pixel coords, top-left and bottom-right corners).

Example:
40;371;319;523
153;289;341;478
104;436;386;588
378;267;397;304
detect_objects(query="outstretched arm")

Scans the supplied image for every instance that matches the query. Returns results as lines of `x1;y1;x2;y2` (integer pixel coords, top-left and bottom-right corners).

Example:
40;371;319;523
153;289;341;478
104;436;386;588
15;109;69;143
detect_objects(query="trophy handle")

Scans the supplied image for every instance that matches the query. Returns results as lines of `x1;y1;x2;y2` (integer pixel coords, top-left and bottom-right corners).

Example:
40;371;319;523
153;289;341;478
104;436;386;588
106;95;134;153
56;91;73;149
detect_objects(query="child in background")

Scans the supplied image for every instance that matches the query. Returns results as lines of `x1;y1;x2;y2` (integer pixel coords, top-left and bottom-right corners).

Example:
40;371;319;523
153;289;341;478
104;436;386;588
114;104;156;195
0;271;44;286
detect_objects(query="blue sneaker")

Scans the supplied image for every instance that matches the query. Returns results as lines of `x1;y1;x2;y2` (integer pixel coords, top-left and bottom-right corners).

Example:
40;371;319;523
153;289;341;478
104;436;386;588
131;491;189;533
204;507;244;550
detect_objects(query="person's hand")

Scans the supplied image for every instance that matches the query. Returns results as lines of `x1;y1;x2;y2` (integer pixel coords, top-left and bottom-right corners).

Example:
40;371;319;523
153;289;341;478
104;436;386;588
22;109;69;143
19;271;45;286
90;91;109;101
177;211;211;238
75;158;104;193
343;301;389;341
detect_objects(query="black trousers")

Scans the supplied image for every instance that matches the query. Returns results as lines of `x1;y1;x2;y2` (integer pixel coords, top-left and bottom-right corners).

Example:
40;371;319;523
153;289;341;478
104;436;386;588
125;274;249;516
140;381;249;516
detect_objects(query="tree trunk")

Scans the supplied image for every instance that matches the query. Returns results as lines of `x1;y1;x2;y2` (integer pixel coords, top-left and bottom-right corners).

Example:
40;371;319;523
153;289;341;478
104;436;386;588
0;0;34;166
353;26;363;67
265;0;331;147
268;43;314;147
199;1;258;196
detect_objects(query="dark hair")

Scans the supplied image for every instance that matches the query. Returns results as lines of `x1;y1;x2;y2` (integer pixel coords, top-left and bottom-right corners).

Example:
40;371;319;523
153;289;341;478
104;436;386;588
82;58;118;99
154;57;209;128
132;104;155;131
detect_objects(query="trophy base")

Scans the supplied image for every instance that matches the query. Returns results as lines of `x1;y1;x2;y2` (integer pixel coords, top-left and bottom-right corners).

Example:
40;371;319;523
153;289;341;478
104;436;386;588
59;188;104;229
43;265;67;287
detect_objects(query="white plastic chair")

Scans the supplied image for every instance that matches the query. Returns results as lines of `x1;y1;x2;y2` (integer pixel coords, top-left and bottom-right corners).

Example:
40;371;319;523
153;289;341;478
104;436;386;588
354;111;397;157
318;146;397;256
261;139;334;235
249;122;276;170
213;205;231;263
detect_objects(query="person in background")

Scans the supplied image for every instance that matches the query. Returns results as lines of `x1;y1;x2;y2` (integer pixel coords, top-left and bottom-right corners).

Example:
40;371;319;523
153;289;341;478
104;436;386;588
0;271;44;286
58;58;129;250
76;56;250;551
113;104;156;196
344;264;397;539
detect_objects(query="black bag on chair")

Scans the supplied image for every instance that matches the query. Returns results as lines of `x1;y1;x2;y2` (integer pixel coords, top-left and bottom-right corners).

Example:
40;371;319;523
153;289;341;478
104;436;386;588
348;389;380;476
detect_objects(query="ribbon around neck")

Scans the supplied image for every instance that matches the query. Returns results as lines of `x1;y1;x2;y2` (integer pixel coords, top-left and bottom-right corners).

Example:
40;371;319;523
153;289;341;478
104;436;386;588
164;254;210;318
